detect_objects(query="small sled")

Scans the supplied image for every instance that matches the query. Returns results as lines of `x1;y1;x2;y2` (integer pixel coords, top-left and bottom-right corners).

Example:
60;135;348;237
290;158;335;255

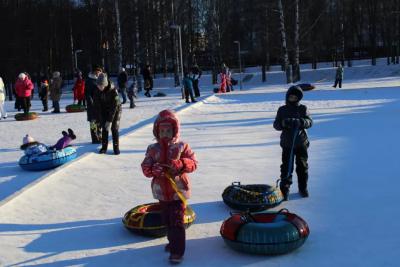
222;181;283;212
15;112;38;121
66;104;85;113
122;202;196;237
297;83;315;91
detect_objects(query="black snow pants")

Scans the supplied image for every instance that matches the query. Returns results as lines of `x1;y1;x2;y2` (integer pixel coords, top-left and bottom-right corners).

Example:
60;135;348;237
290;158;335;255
280;144;309;192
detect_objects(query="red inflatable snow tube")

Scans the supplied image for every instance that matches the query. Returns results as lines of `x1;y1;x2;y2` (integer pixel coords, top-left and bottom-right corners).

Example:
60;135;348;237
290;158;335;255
220;209;309;255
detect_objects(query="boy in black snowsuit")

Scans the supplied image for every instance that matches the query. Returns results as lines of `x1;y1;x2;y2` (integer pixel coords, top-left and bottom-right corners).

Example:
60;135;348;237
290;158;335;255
273;85;313;200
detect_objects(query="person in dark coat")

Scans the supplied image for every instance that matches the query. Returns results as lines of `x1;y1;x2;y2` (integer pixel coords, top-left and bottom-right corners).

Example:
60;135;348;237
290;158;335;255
191;65;202;97
95;73;122;155
85;66;103;144
142;65;153;97
49;71;62;113
182;72;196;103
273;85;313;200
127;75;137;109
117;67;128;104
333;64;344;88
39;78;49;111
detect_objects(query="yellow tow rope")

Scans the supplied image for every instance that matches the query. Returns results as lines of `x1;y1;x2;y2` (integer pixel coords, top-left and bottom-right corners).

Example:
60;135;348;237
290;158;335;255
165;172;187;208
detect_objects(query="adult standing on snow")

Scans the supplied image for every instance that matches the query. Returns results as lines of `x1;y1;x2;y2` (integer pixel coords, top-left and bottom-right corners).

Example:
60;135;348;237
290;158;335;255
117;67;128;104
191;65;202;97
0;77;7;119
273;85;313;201
49;71;63;113
73;71;85;106
15;73;34;114
85;66;102;144
333;64;344;88
183;71;196;103
142;64;153;97
95;73;122;155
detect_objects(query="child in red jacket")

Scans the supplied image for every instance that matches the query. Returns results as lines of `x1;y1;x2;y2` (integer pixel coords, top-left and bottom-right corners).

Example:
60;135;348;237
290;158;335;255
141;109;197;264
73;71;85;106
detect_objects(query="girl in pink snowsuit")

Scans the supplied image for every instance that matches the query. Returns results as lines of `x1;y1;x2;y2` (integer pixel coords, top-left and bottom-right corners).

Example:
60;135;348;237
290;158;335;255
141;109;197;264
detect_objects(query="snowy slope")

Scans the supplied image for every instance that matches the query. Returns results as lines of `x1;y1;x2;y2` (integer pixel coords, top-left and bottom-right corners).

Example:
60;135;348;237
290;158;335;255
0;62;400;266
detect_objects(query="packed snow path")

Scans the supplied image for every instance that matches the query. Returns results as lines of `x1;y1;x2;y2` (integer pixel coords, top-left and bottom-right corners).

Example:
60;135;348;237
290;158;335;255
1;77;400;266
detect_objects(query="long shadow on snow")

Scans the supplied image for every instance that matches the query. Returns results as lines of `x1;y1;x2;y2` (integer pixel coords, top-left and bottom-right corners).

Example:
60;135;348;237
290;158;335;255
191;140;279;151
190;201;231;224
19;236;270;267
210;84;400;105
182;117;274;128
0;96;208;205
0;162;48;204
2;218;151;267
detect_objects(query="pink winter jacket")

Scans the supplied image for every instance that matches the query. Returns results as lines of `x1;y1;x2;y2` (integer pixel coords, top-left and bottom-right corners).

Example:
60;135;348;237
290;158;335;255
142;142;197;201
15;78;34;98
141;110;197;202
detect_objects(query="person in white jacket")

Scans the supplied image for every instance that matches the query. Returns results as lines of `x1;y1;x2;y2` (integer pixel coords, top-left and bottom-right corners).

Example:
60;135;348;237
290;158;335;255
0;77;7;119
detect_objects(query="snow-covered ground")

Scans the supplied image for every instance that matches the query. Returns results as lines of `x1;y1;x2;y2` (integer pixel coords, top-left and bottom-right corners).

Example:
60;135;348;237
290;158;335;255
0;61;399;266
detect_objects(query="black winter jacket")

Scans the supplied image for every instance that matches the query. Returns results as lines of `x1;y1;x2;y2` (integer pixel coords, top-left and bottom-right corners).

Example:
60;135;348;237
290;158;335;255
273;86;313;148
95;81;121;123
85;73;98;122
117;71;128;88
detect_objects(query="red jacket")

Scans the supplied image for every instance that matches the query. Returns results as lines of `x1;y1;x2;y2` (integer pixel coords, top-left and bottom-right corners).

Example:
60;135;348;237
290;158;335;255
73;78;85;101
15;78;34;97
219;73;227;93
141;110;197;201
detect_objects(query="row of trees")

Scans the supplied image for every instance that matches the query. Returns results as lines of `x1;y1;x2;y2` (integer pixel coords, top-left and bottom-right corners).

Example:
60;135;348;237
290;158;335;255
0;0;399;84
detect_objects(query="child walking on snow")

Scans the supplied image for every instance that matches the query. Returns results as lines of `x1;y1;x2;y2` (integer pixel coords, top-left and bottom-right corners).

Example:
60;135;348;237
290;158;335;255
273;85;313;201
141;110;197;264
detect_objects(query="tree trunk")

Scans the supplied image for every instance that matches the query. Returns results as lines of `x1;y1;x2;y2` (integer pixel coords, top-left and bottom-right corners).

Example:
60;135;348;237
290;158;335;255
293;0;301;83
115;0;123;70
277;0;291;83
69;9;75;74
339;0;345;66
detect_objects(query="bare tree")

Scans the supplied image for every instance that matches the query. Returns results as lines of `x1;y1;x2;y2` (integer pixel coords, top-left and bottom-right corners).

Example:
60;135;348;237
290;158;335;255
293;0;301;82
277;0;291;83
114;0;123;70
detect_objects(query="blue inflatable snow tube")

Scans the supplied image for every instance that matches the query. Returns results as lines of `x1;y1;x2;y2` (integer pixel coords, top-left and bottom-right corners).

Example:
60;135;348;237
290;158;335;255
19;147;77;171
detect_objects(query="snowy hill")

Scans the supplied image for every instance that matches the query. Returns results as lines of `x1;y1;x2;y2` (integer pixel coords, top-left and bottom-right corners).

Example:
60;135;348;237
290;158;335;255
0;60;399;266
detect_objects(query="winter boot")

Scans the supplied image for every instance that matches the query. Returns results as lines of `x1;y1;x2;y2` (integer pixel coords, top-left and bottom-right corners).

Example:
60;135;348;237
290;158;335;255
280;183;290;201
90;122;101;144
169;254;183;264
299;189;309;198
62;131;68;137
113;134;120;155
99;131;109;154
67;128;76;140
